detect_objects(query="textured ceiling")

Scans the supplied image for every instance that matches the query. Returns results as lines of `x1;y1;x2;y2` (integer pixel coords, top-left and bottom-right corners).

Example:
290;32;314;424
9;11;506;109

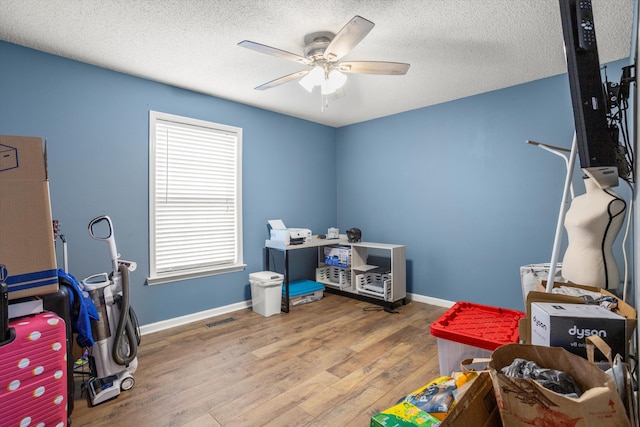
0;0;634;127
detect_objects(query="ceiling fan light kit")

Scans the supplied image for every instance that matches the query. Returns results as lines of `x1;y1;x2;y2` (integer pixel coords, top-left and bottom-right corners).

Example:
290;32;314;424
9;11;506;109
299;65;347;95
239;15;410;106
323;69;347;94
299;65;324;92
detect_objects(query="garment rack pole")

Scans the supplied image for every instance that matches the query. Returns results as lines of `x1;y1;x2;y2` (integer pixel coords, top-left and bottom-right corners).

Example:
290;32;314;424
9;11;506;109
546;133;578;292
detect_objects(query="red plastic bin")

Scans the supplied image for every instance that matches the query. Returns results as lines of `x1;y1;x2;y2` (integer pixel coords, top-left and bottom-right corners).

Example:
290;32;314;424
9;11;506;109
430;301;525;376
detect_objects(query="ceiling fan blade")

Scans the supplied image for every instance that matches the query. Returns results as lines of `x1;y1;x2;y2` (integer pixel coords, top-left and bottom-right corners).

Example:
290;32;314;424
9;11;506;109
323;15;374;62
255;70;310;90
238;40;312;66
338;61;410;75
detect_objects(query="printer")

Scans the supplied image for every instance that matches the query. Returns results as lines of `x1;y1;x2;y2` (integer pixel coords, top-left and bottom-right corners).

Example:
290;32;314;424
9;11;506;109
268;219;312;245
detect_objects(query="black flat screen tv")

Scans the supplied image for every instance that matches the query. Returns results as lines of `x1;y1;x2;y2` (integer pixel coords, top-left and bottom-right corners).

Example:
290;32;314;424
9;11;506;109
559;0;619;187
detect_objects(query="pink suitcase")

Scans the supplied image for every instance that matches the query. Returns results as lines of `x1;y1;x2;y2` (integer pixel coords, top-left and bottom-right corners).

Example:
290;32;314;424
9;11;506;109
0;312;68;427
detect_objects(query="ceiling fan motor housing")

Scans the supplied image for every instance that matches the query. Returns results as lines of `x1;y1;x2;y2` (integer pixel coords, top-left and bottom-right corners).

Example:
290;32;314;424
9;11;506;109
303;31;335;61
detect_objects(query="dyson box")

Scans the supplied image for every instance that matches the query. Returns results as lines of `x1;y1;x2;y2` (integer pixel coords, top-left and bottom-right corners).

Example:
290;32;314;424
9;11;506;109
530;302;627;362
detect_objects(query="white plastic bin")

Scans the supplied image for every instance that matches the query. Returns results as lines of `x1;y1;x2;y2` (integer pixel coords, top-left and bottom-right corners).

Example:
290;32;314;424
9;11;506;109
430;302;524;376
249;271;284;317
520;263;563;306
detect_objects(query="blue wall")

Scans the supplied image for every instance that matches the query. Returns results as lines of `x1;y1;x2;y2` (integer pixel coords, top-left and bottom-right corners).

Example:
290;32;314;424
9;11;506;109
336;59;634;310
0;41;337;325
0;40;633;324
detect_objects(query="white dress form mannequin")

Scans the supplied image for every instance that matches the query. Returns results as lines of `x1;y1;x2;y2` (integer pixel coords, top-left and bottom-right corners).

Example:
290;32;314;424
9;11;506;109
561;177;626;289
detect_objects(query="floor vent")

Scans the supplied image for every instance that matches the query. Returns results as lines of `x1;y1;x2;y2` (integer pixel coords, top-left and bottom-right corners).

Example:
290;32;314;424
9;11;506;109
205;317;236;328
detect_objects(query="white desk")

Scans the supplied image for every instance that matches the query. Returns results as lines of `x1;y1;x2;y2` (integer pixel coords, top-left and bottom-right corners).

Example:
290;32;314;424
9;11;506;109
265;235;406;312
265;235;349;312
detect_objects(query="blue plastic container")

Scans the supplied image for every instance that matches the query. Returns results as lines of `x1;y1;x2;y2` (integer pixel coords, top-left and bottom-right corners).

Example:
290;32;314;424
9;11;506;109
284;280;324;306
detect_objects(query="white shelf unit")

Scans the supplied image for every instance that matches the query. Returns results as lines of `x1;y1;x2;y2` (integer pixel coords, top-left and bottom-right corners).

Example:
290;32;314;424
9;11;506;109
265;236;406;311
316;241;406;303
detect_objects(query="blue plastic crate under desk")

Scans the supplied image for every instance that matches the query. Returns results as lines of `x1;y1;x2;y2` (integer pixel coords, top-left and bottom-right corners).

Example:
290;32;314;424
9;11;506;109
283;280;325;307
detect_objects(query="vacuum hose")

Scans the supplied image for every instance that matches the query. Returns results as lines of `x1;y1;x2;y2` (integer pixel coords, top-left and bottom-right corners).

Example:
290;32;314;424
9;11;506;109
112;264;138;366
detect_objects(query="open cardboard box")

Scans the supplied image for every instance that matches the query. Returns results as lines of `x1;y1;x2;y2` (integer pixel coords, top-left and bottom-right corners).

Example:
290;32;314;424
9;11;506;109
439;372;501;427
371;372;501;427
519;280;637;360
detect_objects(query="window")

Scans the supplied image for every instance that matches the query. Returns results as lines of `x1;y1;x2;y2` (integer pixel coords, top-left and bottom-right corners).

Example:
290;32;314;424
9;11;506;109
148;111;244;285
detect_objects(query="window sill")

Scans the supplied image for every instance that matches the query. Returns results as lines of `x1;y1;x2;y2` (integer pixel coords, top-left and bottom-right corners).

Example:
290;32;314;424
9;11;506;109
147;263;247;286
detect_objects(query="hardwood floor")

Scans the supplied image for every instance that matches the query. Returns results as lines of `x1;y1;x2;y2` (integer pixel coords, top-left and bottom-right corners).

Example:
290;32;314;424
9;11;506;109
70;294;447;426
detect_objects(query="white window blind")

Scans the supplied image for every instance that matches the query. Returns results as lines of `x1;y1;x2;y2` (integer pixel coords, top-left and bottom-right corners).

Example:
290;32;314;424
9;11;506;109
148;111;244;285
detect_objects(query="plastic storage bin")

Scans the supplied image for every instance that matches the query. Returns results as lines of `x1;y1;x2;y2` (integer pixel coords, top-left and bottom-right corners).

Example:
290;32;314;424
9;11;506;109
285;280;324;307
249;271;284;317
520;263;563;306
430;301;524;376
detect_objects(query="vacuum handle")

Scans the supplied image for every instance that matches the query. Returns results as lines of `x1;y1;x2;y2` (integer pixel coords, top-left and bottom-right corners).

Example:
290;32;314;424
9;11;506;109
82;273;110;291
88;215;119;272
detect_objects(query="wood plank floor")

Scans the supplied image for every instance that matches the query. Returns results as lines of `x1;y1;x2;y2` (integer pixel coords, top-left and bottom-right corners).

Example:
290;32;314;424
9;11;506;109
70;294;447;426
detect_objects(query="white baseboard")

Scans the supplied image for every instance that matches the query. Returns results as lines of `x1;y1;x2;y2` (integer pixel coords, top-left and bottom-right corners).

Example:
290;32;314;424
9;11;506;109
138;293;454;335
139;300;251;335
406;293;455;308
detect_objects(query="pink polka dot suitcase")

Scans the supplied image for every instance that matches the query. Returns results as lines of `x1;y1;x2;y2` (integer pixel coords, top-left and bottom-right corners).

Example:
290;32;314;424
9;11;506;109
0;312;68;427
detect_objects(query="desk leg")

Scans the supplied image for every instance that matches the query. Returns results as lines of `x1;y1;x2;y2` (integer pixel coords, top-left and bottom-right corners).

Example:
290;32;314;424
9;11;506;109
283;249;290;313
264;247;268;271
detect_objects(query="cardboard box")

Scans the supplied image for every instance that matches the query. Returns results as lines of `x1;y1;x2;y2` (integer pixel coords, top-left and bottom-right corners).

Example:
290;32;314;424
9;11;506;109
439;372;501;427
519;280;636;360
374;373;501;427
530;302;627;362
0;144;18;171
323;245;351;267
0;135;57;300
489;344;631;426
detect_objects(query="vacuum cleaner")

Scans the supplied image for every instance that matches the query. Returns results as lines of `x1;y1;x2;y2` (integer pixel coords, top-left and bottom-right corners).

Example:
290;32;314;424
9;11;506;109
83;215;140;406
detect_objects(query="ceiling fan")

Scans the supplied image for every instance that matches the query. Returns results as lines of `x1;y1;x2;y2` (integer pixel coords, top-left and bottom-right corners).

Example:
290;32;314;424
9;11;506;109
238;15;410;96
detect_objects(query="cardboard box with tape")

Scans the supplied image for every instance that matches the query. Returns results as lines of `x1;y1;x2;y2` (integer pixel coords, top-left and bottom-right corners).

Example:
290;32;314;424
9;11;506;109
0;135;57;299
